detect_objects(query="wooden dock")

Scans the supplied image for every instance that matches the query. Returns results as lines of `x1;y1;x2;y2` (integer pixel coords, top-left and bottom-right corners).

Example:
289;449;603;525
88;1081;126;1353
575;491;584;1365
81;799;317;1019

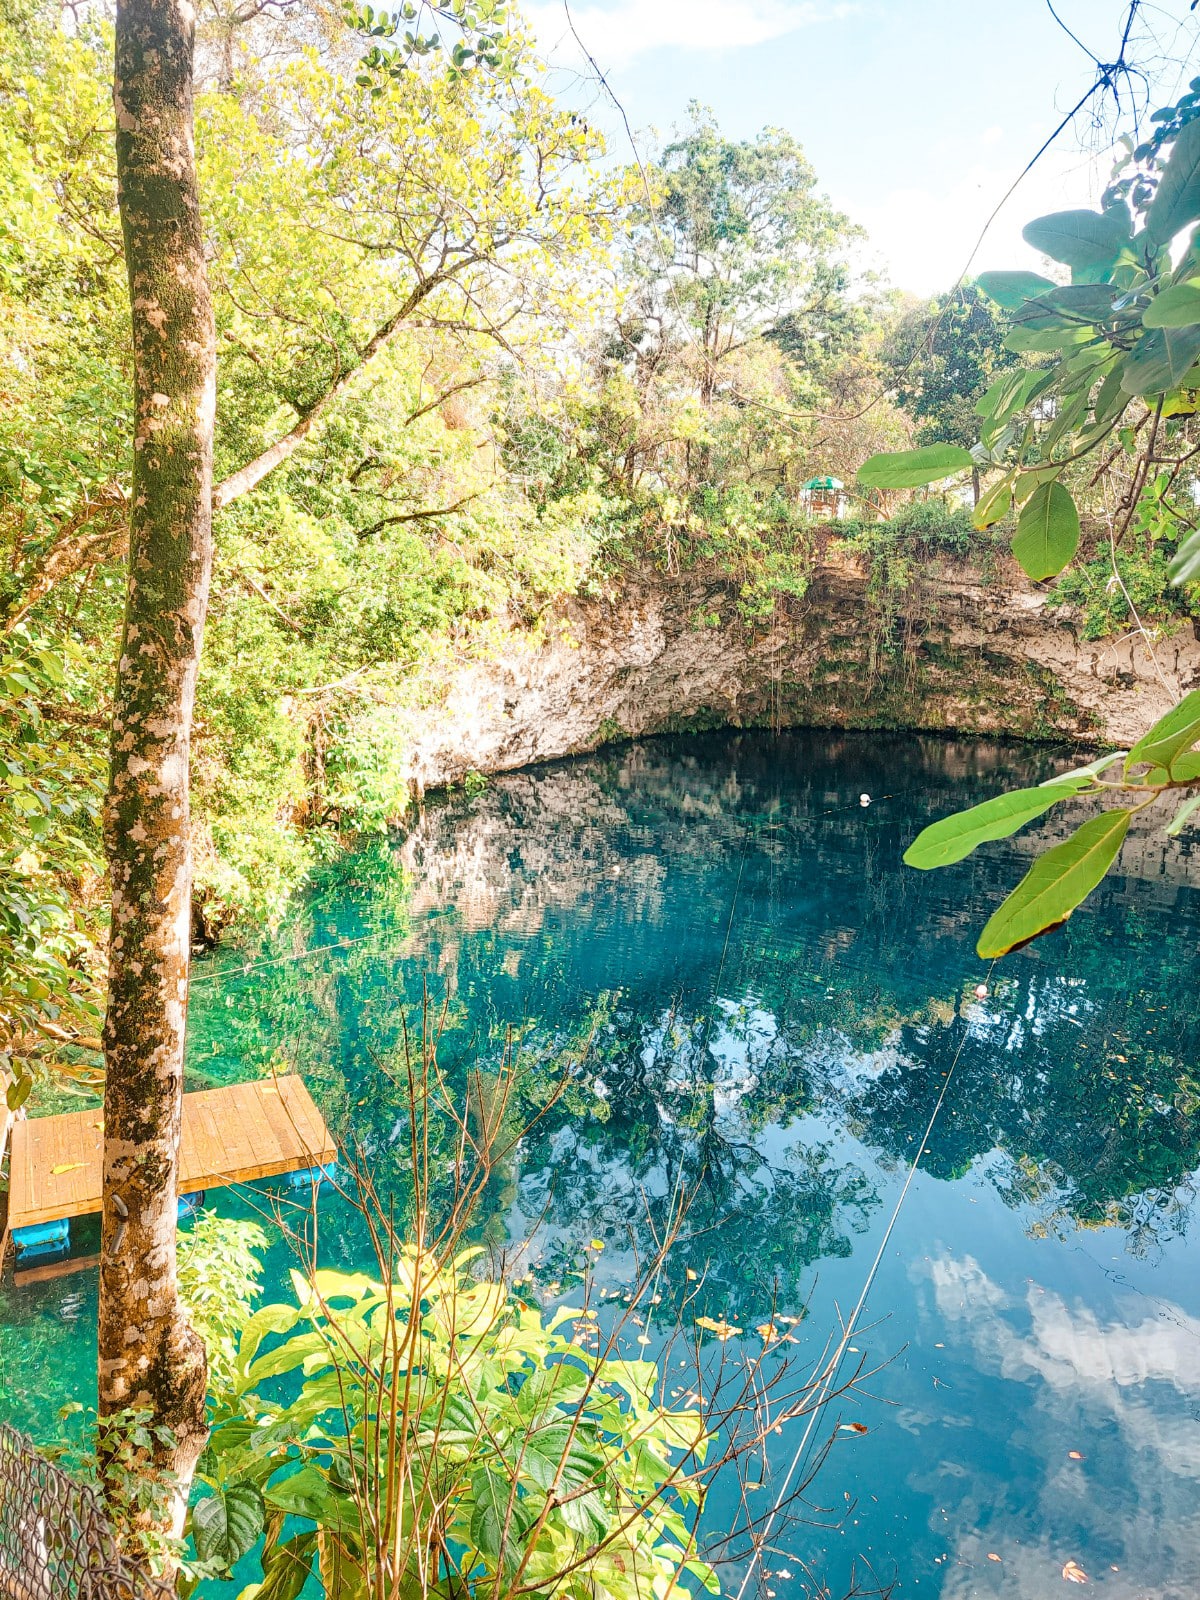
6;1074;336;1232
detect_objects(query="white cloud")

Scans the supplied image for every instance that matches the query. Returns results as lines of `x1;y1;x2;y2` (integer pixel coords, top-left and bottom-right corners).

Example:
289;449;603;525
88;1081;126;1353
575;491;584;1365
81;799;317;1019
851;141;1111;296
523;0;856;72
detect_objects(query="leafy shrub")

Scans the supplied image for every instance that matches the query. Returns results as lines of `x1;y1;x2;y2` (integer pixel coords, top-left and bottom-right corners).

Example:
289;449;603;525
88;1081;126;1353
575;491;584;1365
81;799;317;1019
192;1248;718;1600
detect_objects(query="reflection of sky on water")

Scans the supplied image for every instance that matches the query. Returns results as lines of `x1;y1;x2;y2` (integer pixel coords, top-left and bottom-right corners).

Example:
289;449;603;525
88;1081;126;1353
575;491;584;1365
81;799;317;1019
916;1253;1200;1599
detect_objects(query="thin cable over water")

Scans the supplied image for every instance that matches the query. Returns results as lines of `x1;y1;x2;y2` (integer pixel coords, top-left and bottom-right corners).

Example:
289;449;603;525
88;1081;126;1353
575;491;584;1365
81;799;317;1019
731;959;997;1600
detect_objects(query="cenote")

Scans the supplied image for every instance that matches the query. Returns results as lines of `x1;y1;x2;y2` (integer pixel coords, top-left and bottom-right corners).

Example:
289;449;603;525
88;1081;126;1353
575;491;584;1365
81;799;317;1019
4;727;1200;1598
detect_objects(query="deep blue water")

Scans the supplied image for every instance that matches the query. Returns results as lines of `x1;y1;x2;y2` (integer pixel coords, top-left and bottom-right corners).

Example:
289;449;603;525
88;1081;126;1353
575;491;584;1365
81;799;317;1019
4;728;1200;1599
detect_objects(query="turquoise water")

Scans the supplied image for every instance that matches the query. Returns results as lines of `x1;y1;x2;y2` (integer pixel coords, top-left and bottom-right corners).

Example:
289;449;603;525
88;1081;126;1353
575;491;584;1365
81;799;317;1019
4;728;1200;1598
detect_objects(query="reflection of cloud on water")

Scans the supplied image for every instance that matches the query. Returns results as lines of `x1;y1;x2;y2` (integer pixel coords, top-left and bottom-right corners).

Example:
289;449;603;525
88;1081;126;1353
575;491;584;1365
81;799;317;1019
930;1252;1200;1404
920;1253;1200;1598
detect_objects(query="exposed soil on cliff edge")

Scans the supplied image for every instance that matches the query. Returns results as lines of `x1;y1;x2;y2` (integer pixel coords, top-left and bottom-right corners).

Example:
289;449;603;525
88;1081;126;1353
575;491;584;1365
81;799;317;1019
398;551;1200;796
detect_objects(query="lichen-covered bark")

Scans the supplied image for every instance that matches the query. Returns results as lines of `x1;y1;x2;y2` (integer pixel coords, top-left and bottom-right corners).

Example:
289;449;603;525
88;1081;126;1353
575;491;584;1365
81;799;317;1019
100;0;215;1535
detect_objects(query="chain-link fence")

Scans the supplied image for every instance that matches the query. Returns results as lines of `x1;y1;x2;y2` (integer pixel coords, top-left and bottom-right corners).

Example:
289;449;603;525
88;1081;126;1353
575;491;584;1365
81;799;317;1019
0;1424;170;1600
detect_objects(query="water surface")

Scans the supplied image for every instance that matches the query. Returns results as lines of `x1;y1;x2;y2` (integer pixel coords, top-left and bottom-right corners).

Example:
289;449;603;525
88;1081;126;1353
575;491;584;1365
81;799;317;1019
4;729;1200;1599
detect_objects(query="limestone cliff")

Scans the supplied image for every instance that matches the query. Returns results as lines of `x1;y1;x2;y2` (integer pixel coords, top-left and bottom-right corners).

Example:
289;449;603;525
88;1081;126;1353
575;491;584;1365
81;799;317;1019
399;550;1200;796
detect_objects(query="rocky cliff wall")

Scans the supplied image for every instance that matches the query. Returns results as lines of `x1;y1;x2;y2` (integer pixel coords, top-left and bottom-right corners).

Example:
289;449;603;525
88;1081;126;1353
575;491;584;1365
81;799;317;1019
399;550;1200;795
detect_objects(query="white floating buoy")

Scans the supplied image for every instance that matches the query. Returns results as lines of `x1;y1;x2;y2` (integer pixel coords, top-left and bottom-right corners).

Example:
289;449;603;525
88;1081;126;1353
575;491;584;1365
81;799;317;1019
975;983;989;999
859;793;871;807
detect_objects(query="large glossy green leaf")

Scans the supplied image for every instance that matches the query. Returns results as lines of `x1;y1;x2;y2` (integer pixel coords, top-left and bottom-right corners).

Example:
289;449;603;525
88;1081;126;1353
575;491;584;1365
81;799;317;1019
976;808;1132;958
1142;280;1200;327
1004;323;1095;353
1021;208;1131;271
1125;689;1200;775
1170;526;1200;583
1146;116;1200;245
857;444;974;489
903;779;1093;870
265;1465;362;1537
243;1329;330;1387
558;1487;609;1540
1014;285;1119;325
975;270;1057;309
234;1303;302;1380
1090;363;1130;431
1121;323;1200;395
192;1482;265;1572
1011;481;1080;580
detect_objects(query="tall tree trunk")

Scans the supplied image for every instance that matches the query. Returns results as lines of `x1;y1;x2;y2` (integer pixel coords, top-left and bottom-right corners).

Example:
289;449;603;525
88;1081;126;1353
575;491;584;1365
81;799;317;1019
99;0;215;1539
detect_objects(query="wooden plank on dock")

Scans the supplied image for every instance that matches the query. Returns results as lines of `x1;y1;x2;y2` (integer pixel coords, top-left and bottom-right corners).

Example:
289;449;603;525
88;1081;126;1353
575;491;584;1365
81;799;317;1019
6;1075;336;1232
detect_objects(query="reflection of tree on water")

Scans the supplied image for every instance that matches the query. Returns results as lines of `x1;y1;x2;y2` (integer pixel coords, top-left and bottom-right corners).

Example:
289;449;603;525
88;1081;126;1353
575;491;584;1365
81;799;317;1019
512;998;880;1317
188;728;1200;1278
835;963;1200;1253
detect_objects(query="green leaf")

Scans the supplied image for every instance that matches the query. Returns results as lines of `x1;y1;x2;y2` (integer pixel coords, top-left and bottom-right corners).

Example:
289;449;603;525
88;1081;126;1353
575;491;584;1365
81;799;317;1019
1146;116;1200;245
1170;526;1200;584
976;809;1132;958
234;1303;302;1379
1090;363;1130;430
243;1329;330;1387
1145;750;1200;785
6;1074;32;1112
903;780;1093;871
972;480;1011;530
192;1482;266;1572
857;444;975;489
1125;689;1200;775
1004;323;1095;353
516;1424;575;1492
265;1465;362;1537
558;1487;609;1540
1015;284;1120;324
1021;208;1131;272
974;270;1057;309
1011;482;1080;580
1121;324;1200;395
1041;752;1127;785
1142;280;1200;327
1167;795;1200;837
469;1467;518;1569
246;1531;318;1600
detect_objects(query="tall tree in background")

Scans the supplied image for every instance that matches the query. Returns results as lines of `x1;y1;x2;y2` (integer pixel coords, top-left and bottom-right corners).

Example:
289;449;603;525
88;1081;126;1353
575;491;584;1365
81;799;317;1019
882;284;1017;499
605;104;863;493
100;0;213;1528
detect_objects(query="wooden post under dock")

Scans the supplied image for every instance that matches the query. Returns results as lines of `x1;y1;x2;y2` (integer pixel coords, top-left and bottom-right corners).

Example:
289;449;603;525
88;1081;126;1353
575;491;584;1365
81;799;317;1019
2;1074;336;1258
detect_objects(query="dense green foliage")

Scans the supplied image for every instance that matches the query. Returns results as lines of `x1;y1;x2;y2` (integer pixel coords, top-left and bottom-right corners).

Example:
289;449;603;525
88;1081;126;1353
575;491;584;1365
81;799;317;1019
867;87;1200;954
6;0;1199;1079
0;1;915;1090
191;1249;716;1599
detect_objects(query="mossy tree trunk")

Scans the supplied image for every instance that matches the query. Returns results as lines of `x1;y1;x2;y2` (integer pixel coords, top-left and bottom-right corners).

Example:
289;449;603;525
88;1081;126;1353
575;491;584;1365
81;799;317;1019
99;0;215;1536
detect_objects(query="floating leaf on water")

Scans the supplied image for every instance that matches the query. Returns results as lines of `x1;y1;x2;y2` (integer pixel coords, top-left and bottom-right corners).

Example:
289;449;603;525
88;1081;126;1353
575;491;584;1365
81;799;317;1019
1062;1560;1088;1583
987;1553;1001;1562
839;1422;869;1434
1068;1450;1084;1460
694;1315;742;1338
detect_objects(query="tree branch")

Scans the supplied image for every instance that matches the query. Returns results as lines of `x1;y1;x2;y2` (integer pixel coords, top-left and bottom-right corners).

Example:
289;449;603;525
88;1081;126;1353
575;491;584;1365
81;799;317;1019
213;264;474;512
232;566;305;632
355;491;480;540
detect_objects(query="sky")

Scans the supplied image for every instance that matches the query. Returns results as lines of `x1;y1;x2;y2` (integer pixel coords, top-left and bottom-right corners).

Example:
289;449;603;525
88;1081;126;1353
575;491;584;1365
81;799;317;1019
521;0;1200;295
